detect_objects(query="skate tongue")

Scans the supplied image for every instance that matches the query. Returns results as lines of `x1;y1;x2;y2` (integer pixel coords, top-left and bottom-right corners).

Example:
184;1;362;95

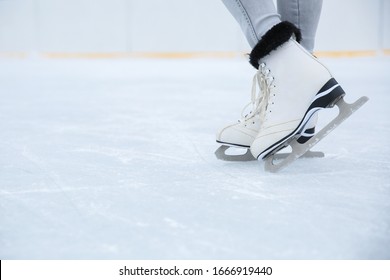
242;65;273;123
240;73;264;121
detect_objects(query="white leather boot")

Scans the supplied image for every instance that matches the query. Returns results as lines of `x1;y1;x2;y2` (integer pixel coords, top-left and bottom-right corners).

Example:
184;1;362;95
216;94;318;148
248;22;345;159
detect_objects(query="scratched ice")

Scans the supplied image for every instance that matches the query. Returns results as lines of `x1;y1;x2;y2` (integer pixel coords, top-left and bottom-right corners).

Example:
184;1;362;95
0;56;389;259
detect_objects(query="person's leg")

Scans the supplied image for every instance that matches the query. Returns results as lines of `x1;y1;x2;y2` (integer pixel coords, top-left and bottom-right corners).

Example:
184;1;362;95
221;0;281;48
277;0;323;52
216;0;317;153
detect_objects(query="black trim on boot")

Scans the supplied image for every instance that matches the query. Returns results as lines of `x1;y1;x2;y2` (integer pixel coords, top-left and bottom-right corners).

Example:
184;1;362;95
297;127;315;144
249;21;302;69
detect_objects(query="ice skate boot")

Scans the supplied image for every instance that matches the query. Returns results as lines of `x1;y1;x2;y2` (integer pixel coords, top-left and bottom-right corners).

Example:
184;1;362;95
215;71;322;162
247;22;368;170
215;71;263;161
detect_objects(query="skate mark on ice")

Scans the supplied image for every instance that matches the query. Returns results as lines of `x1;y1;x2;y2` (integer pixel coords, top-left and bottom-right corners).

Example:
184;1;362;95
0;187;89;196
189;141;278;201
3;144;91;223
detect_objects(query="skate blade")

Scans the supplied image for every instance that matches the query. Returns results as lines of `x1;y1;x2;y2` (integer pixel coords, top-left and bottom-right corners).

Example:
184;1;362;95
215;145;324;162
215;145;255;161
264;96;369;173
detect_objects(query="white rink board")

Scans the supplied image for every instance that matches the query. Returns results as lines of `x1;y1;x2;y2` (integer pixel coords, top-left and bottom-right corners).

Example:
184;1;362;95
0;0;388;53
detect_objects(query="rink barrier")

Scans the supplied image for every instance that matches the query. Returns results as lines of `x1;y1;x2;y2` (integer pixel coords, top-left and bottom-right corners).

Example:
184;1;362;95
0;50;389;59
40;52;241;59
0;52;29;59
314;50;377;58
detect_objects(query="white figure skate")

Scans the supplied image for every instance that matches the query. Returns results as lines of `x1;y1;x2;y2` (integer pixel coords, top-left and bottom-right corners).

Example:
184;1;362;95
246;22;368;171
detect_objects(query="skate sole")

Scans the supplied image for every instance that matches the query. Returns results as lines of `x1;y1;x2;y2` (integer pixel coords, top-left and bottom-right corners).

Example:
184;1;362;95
215;145;324;162
216;124;316;159
216;140;250;149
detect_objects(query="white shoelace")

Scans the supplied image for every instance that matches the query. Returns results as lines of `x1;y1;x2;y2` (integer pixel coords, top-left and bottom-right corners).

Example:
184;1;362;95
239;63;274;124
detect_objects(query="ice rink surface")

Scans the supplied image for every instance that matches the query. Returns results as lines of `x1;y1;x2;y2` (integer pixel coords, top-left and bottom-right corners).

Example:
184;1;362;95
0;55;389;259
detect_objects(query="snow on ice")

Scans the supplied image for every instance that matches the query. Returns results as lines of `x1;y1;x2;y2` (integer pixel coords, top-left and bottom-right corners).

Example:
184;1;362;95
0;55;389;259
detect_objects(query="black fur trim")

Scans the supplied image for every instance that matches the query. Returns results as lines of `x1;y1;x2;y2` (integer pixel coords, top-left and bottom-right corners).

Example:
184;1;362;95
249;21;302;69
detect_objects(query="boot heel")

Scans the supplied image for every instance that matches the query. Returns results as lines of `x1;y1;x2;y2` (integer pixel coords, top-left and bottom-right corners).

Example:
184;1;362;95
327;81;345;108
311;78;346;109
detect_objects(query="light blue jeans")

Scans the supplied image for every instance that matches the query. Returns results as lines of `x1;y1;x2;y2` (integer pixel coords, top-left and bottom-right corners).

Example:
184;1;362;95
221;0;323;52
